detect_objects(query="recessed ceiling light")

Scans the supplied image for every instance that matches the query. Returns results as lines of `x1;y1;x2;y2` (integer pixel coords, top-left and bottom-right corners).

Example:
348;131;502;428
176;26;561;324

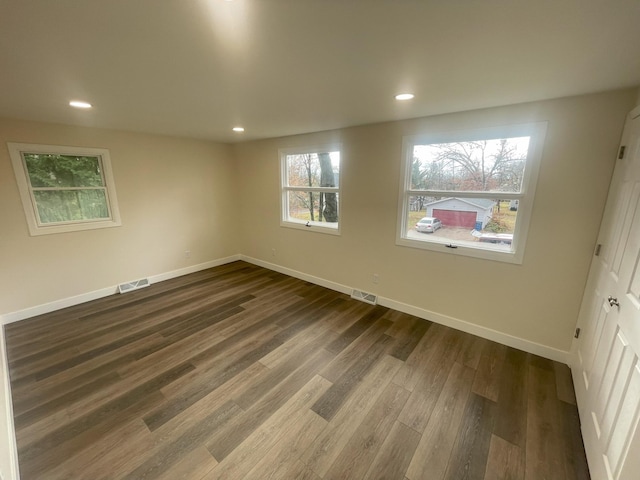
69;100;92;109
232;127;245;132
395;93;415;101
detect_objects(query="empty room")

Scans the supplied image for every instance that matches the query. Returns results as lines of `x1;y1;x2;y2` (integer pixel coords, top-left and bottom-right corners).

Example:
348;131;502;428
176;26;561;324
1;1;640;479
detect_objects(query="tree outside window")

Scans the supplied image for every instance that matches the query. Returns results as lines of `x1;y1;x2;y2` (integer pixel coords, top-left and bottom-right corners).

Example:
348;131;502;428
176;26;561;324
397;123;546;264
280;147;341;234
9;143;121;236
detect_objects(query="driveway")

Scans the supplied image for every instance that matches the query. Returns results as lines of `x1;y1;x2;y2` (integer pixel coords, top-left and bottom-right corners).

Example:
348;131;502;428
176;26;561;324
407;226;477;242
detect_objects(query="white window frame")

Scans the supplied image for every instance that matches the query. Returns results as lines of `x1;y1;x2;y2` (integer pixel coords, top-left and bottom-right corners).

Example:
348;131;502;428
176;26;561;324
8;142;122;236
396;122;547;264
279;145;342;235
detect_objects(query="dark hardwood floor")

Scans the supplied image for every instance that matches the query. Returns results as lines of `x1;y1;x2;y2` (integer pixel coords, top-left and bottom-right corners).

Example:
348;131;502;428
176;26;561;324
4;261;590;479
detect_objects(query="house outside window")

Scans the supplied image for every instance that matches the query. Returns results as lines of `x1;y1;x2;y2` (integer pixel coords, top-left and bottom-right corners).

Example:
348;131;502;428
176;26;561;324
280;145;341;235
397;123;547;263
8;143;121;236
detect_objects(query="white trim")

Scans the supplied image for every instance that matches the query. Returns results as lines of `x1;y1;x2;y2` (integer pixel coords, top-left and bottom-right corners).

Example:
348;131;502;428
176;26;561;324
284;186;340;193
0;255;241;325
378;295;569;364
240;255;352;296
1;326;20;480
279;144;342;236
241;255;570;364
0;250;568;480
7;142;122;236
1;286;118;325
278;220;341;236
0;250;570;364
148;255;241;284
396;122;547;265
396;235;519;263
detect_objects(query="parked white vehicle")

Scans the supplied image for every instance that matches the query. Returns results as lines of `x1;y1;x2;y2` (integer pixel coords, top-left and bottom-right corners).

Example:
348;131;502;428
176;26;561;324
415;217;442;233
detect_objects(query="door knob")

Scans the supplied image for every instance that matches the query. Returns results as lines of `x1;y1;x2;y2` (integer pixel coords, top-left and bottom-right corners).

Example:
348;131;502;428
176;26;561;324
608;296;620;308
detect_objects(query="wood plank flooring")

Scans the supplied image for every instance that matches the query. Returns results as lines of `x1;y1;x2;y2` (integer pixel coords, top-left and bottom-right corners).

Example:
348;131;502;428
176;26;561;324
4;261;590;479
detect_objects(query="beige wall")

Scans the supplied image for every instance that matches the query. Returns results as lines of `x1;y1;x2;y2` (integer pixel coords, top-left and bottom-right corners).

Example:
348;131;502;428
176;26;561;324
0;118;238;315
234;89;636;352
0;90;636;479
0;120;237;480
1;90;635;349
0;89;637;480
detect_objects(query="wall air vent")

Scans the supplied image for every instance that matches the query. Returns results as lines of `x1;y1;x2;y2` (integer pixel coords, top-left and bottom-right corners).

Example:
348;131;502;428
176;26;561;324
351;289;378;305
118;278;150;294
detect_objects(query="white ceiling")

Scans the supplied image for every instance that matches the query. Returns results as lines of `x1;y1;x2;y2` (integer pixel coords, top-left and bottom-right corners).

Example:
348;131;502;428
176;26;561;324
1;0;639;143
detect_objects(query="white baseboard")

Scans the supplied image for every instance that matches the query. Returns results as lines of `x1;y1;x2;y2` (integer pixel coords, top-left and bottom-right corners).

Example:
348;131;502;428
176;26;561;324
0;252;569;365
241;255;353;296
0;251;567;480
0;327;20;480
147;255;241;284
377;296;569;364
1;286;118;325
0;255;241;325
241;255;570;364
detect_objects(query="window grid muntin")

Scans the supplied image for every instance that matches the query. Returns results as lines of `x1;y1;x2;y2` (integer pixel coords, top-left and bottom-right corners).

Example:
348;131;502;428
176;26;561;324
8;143;121;236
397;123;546;264
21;153;114;227
280;145;342;233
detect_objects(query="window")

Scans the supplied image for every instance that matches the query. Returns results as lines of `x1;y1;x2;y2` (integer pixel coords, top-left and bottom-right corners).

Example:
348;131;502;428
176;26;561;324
8;143;121;236
280;145;341;234
397;123;546;263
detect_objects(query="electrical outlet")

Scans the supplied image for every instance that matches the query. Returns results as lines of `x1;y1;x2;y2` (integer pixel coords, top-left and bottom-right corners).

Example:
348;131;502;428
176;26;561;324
271;248;277;257
184;250;191;258
372;273;379;284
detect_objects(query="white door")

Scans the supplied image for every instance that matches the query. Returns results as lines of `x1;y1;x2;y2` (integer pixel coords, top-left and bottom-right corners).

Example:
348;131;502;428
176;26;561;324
573;104;640;480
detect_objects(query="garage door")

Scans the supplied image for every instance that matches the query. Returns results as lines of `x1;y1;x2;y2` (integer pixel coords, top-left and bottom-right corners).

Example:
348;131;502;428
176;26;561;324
433;209;477;228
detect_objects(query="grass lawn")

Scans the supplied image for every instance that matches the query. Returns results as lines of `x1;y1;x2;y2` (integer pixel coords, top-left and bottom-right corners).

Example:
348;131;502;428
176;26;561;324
489;201;517;232
408;211;424;227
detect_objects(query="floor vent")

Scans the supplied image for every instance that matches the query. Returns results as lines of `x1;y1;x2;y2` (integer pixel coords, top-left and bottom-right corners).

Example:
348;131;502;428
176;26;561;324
118;278;150;294
351;289;378;305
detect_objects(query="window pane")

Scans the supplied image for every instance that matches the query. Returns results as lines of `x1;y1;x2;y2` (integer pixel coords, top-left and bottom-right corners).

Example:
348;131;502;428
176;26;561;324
24;153;105;188
286;152;340;188
33;189;109;224
286;191;339;226
406;196;517;251
411;137;529;193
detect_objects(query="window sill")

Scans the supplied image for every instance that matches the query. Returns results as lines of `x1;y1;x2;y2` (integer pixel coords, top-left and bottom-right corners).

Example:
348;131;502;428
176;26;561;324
280;220;341;236
26;218;122;236
396;235;523;264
